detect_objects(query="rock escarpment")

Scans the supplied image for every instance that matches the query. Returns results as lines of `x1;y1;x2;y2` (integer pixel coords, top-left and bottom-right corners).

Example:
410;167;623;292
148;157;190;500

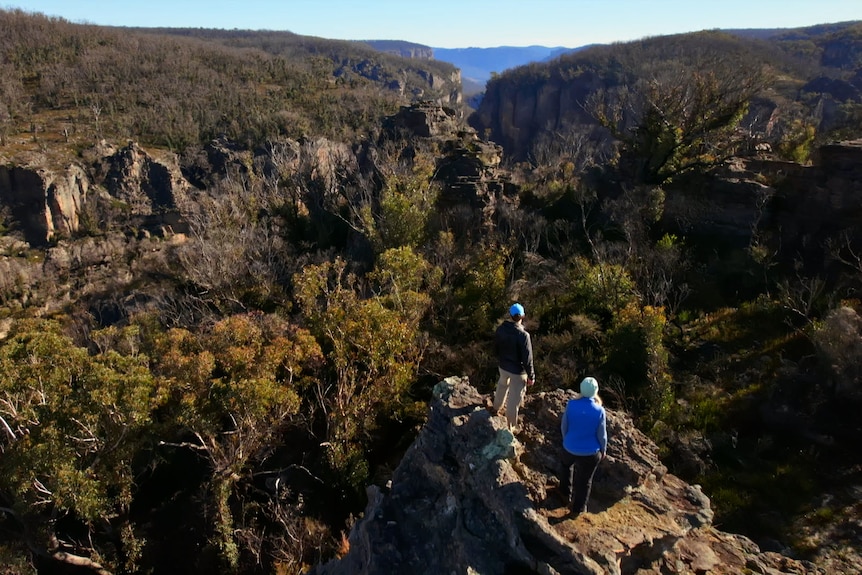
361;41;435;61
0;142;192;246
471;66;610;162
312;377;820;575
0;103;511;250
0;162;90;246
663;140;862;276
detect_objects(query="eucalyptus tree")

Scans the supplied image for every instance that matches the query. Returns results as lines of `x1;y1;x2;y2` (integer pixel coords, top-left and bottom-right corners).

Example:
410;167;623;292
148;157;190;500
0;320;167;574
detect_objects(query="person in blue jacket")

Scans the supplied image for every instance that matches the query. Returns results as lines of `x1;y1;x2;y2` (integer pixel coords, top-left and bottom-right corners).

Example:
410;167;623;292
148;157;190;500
492;302;536;431
560;376;607;516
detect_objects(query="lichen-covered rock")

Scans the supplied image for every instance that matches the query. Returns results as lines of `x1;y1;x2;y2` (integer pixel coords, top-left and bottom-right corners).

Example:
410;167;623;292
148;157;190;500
312;378;822;575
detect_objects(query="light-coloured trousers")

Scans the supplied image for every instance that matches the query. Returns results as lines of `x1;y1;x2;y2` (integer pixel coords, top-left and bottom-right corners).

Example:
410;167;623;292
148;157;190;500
493;368;527;428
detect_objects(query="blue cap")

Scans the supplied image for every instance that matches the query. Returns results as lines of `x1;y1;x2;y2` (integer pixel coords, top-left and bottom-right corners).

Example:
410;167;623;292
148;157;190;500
509;303;524;317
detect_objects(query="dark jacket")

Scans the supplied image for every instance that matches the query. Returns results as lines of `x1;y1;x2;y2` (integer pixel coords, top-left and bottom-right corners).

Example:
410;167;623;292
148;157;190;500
495;320;535;380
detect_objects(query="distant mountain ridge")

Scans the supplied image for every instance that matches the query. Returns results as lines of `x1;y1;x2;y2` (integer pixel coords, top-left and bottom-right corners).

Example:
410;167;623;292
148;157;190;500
362;40;584;96
473;21;862;162
432;45;573;83
365;21;862;99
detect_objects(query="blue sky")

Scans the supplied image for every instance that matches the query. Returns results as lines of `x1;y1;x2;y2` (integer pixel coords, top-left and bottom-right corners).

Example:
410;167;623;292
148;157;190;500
6;0;862;48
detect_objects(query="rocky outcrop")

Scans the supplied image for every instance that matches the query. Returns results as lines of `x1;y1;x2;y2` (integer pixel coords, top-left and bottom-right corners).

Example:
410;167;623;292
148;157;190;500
96;141;193;216
434;135;509;236
773;140;862;273
385;103;513;238
384;102;464;138
204;135;256;180
312;377;820;575
0;142;193;246
0;163;90;246
666;140;862;275
331;56;462;108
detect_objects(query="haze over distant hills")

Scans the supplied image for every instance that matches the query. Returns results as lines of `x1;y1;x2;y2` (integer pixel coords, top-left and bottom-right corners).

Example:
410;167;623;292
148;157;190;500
362;40;586;95
366;21;862;97
432;45;581;85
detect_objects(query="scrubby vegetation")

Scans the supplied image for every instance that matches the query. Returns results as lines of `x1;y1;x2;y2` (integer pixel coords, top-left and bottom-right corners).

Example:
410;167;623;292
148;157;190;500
0;9;457;153
1;8;862;575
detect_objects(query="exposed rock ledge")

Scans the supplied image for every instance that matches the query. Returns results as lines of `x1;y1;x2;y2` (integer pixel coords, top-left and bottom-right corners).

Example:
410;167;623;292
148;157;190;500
312;377;821;575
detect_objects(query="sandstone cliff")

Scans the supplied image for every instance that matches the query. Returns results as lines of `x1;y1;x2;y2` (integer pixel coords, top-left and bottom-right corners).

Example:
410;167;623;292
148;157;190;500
471;68;601;162
663;140;862;277
361;40;435;61
0;142;192;246
312;378;820;575
0;162;90;246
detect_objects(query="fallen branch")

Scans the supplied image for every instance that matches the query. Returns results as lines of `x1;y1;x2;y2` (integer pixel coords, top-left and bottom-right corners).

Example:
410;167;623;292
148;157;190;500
4;517;115;575
51;549;113;575
158;440;207;452
49;534;113;575
0;414;15;441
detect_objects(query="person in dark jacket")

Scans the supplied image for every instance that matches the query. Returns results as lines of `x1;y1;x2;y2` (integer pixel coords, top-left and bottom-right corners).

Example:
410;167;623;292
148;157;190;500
560;376;607;517
492;302;535;430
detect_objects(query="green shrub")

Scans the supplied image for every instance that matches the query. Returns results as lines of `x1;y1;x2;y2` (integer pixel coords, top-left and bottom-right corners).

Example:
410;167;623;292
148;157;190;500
451;247;509;339
605;303;672;424
776;120;816;164
568;255;638;320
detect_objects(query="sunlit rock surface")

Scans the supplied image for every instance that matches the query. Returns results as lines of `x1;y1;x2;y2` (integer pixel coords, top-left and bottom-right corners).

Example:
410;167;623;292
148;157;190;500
312;377;821;575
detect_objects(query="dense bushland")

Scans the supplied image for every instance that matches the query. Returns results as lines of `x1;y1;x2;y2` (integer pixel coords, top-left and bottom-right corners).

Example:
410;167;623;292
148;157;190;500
0;9;457;152
479;26;862;164
2;10;862;575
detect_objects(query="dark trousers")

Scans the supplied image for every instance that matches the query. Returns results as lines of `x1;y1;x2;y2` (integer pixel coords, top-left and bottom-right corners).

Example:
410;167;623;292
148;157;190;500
562;451;601;514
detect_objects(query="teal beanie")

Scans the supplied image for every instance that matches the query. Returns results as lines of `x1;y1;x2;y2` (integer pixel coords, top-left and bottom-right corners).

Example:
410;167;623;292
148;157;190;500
580;377;598;398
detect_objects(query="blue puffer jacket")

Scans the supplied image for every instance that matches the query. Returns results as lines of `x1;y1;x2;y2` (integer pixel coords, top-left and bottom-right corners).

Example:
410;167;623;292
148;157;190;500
494;320;535;380
561;397;607;456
